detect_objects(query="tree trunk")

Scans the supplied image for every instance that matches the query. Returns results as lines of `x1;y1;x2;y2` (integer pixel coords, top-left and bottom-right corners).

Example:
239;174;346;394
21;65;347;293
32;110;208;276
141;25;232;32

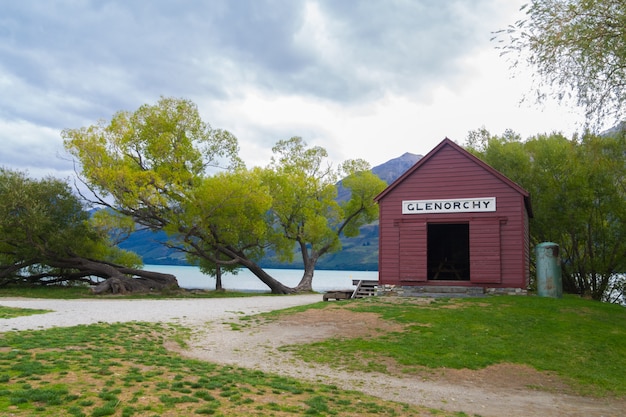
92;267;179;295
238;258;296;294
293;240;324;292
54;257;179;295
294;255;317;292
215;264;224;292
214;245;296;294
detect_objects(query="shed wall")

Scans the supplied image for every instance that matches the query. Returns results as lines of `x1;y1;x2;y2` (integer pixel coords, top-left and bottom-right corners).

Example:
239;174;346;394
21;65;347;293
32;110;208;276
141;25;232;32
378;143;529;288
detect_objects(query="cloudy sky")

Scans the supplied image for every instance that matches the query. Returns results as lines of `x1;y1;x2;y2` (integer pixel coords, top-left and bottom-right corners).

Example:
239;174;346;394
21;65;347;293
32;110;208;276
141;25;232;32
1;0;587;180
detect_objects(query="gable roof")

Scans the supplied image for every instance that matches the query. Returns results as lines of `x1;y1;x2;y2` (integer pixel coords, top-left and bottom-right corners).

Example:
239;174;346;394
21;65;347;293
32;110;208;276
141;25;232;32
374;138;533;217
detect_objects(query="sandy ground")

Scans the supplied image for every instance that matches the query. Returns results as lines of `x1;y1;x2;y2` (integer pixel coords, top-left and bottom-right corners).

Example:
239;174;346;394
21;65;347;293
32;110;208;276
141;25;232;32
1;295;624;417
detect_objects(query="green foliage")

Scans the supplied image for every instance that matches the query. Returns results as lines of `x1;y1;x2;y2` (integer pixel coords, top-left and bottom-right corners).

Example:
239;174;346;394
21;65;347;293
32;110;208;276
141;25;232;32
466;129;626;301
63;99;385;292
265;137;341;259
263;137;386;289
62;97;301;293
0;169;93;259
339;161;386;238
90;209;136;246
63;97;243;231
0;168;136;285
182;168;273;266
496;0;626;125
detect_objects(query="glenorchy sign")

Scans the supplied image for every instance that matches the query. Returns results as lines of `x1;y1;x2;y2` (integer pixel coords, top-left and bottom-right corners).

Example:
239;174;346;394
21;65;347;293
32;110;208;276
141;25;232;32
402;197;496;214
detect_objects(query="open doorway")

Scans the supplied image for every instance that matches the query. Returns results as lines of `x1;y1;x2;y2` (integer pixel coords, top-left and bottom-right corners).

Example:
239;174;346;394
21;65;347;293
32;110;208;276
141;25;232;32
427;223;470;280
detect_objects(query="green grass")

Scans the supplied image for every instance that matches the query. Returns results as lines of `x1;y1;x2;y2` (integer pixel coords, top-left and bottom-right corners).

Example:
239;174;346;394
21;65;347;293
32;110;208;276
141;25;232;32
280;295;626;397
2;288;623;415
0;321;455;416
0;284;268;299
0;306;51;319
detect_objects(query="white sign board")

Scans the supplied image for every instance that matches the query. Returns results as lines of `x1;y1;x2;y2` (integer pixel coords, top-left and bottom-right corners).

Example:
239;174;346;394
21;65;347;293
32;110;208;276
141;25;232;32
402;197;496;215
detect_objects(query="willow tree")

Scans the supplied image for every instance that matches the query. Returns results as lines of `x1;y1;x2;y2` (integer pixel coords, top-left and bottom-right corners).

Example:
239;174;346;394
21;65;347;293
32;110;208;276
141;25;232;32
63;96;242;229
467;129;626;302
63;97;297;294
496;0;626;125
174;168;295;294
0;168;176;293
263;137;387;291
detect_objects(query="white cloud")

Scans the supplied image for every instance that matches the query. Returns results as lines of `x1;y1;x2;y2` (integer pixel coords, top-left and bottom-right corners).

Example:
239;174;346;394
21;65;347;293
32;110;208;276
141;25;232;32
0;119;73;178
0;0;601;180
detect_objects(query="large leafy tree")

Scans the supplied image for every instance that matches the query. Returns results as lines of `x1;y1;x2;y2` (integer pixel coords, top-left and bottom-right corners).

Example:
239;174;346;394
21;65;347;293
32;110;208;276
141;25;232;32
263;137;387;291
496;0;626;125
467;130;626;302
63;97;299;294
0;168;176;293
174;168;288;292
63;96;242;229
65;98;386;294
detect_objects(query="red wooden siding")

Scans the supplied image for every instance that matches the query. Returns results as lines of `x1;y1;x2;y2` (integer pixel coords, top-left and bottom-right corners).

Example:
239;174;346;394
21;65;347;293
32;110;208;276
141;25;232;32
469;218;501;283
398;221;427;282
523;210;530;287
376;138;531;289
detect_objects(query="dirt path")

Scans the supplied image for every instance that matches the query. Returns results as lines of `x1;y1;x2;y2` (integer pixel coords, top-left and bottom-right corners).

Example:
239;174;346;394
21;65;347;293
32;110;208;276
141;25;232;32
180;304;625;417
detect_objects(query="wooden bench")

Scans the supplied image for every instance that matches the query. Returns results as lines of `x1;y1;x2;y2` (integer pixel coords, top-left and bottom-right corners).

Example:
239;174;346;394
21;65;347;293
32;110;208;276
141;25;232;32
323;290;354;301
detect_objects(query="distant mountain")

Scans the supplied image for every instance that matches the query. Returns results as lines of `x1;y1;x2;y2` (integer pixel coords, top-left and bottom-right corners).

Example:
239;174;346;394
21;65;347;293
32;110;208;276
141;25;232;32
337;152;422;201
372;152;422;183
118;229;187;265
119;152;423;269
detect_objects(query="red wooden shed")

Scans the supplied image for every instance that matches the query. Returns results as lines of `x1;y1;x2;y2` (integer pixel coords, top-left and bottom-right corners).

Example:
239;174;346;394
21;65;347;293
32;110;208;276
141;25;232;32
374;138;532;294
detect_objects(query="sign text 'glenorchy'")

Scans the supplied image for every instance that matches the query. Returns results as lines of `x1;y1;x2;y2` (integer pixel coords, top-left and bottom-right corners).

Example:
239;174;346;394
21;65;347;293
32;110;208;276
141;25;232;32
402;197;496;214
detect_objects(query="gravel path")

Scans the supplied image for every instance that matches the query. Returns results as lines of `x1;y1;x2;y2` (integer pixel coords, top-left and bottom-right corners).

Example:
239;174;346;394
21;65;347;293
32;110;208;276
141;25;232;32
0;295;320;332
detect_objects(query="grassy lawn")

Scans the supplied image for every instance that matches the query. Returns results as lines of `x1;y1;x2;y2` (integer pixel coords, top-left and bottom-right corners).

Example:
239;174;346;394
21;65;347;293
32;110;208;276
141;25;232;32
0;322;462;416
0;306;51;319
277;295;626;397
1;289;624;415
0;285;264;299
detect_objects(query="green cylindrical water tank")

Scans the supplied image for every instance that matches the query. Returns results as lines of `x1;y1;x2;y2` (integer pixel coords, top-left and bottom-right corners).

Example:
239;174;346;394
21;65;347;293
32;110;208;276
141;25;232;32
535;242;562;298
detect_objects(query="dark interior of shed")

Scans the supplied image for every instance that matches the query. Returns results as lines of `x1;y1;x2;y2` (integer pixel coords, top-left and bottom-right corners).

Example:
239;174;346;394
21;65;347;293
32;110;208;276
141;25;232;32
427;223;470;280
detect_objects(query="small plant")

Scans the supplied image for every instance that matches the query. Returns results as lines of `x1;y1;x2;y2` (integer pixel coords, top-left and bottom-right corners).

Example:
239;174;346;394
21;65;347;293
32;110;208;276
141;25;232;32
304;395;329;414
91;401;118;417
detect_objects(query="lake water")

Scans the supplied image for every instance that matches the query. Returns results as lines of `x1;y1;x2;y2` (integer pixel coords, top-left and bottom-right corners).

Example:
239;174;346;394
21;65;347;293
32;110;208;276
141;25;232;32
145;264;379;293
